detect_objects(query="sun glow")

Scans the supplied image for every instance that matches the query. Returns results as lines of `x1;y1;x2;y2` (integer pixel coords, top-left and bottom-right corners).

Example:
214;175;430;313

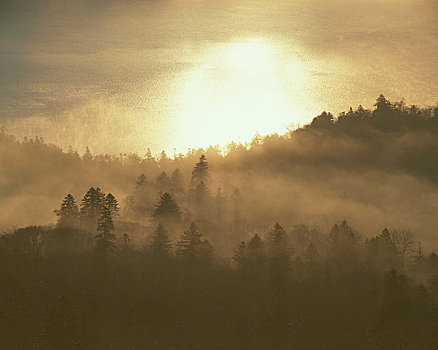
170;38;313;151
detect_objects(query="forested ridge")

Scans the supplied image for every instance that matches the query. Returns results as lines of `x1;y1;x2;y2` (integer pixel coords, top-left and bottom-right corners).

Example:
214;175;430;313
1;95;438;349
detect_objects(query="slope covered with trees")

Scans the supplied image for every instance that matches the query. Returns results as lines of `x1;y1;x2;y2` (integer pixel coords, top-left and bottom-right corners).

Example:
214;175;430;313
1;95;438;348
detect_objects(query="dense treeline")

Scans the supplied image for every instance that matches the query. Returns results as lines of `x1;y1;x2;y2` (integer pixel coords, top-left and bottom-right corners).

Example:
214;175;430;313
1;195;438;348
1;95;438;348
1;95;438;236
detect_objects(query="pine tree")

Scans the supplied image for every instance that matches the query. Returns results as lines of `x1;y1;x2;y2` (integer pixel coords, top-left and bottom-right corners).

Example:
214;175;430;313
150;223;172;258
94;206;117;256
266;223;288;248
233;241;247;269
329;220;359;264
366;228;398;270
194;181;210;205
231;187;242;218
374;94;392;112
152;192;182;223
80;187;105;220
83;146;93;162
127;174;154;220
170;168;184;193
266;223;290;272
200;239;213;262
136;174;147;188
155;171;171;193
176;222;210;261
191;154;209;186
54;194;79;227
144;148;153;161
214;187;226;221
120;233;134;257
105;193;119;219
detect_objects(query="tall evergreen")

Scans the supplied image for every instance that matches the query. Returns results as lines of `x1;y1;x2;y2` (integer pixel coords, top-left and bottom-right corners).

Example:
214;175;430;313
194;181;210;206
152;192;182;223
233;241;247;270
155;171;171;193
191;154;209;186
127;174;154;220
170;168;184;194
150;223;172;259
176;222;212;262
80;187;106;220
136;174;147;188
54;194;79;227
94;206;117;256
105;193;119;218
82;146;93;162
265;223;290;273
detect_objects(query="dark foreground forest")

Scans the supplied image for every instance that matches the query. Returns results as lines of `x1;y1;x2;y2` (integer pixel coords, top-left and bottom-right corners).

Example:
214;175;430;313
1;95;438;349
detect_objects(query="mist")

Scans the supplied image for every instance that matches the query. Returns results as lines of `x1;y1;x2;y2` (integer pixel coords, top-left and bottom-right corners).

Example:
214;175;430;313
2;0;438;348
1;0;437;153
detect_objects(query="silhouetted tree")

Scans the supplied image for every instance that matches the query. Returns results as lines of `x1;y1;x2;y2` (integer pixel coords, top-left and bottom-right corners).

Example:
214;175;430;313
391;229;415;270
94;206;116;256
54;194;79;227
80;187;105;229
136;173;147;188
120;233;134;257
329;220;359;263
310;111;334;130
105;193;119;219
366;228;398;270
170;168;184;194
374;94;392;113
150;223;172;259
265;223;290;273
233;241;247;271
191;154;209;186
152;192;182;223
155;171;171;193
194;181;209;206
176;222;211;262
83;146;93;162
126;174;154;220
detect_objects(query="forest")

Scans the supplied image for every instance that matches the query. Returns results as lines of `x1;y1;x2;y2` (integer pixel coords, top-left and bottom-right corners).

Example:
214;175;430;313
1;95;438;349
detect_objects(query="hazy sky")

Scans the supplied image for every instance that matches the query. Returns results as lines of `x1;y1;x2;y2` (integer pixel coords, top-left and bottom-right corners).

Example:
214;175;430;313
1;0;437;154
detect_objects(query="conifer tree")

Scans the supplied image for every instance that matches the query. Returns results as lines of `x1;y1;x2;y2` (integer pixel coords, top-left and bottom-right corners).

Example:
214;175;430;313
150;223;172;259
191;154;209;186
265;223;290;272
136;174;147;188
54;194;79;227
214;187;226;221
233;241;247;270
374;94;392;112
329;220;360;264
80;187;105;220
105;193;119;219
200;239;213;262
83;146;93;162
126;174;154;220
194;181;210;205
155;171;171;193
231;187;243;218
144;148;153;161
152;192;182;223
266;223;288;248
120;233;134;257
94;206;117;256
366;228;398;270
170;168;184;194
176;222;211;262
